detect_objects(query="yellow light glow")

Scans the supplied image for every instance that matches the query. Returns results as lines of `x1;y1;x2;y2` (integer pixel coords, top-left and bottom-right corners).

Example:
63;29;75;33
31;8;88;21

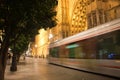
32;28;49;58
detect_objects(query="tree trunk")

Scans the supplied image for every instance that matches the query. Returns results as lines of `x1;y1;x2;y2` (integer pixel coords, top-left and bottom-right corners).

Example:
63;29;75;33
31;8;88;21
0;29;10;80
0;40;9;80
0;59;5;80
16;54;20;63
0;4;12;79
10;53;17;71
0;51;7;80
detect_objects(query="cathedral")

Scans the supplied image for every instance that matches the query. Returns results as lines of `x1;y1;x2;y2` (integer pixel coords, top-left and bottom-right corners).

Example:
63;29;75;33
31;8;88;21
50;0;120;42
31;0;120;57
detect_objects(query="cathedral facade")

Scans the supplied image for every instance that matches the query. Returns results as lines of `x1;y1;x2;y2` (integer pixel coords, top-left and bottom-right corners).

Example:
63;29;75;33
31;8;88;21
50;0;120;42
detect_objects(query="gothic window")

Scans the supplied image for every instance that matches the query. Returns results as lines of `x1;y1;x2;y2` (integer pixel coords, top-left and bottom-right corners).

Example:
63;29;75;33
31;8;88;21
92;12;97;27
109;4;111;8
99;9;103;24
114;9;117;18
104;13;108;22
87;14;92;28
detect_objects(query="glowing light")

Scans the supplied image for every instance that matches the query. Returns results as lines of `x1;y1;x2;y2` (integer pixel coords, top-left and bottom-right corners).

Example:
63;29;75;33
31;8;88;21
35;44;37;48
49;34;53;39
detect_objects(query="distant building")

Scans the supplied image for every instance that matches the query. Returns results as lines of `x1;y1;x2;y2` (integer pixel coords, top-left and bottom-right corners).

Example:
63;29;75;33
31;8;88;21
32;29;49;58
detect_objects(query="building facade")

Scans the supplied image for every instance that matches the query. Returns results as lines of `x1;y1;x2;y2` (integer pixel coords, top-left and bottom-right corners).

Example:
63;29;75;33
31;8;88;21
31;29;49;58
87;0;120;29
50;0;120;42
31;0;120;58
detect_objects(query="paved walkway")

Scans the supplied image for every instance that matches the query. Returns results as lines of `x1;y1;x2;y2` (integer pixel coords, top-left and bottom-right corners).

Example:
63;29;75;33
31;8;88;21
5;57;117;80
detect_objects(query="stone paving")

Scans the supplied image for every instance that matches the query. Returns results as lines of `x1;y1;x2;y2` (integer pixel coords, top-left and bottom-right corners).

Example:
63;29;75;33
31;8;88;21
5;57;117;80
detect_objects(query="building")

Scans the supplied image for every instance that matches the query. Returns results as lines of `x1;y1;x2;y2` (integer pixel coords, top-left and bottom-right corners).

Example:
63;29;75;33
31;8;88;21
50;0;120;42
31;29;49;58
32;0;120;58
86;0;120;28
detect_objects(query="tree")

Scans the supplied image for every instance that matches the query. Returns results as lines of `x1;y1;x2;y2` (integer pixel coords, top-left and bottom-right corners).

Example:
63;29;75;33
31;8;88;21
10;34;30;71
0;0;58;80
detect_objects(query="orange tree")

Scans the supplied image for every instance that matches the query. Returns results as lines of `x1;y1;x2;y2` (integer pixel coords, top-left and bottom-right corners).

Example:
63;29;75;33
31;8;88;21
0;0;57;80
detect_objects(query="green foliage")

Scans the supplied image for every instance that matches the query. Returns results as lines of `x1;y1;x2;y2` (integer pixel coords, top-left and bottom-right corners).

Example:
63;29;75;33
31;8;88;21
0;0;58;55
10;34;29;55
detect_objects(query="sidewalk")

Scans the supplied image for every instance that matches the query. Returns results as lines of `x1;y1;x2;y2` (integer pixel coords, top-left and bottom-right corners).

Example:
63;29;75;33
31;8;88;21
5;57;48;80
5;57;116;80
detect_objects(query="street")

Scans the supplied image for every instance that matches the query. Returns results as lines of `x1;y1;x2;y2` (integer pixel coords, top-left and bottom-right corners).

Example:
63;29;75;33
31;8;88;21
5;57;117;80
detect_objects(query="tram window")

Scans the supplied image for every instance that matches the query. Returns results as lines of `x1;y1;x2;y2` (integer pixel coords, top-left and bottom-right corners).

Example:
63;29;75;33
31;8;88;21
50;47;59;57
66;43;80;58
97;30;120;59
69;48;75;58
49;30;120;59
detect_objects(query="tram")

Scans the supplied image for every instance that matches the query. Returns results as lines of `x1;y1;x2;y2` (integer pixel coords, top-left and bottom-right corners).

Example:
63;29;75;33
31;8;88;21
48;18;120;78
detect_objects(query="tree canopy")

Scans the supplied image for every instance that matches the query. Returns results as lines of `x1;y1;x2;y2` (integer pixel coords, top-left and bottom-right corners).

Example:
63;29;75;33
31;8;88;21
0;0;58;80
0;0;58;53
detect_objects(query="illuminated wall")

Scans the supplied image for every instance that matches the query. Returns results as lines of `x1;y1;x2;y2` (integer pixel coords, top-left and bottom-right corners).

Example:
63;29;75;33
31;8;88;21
32;0;120;57
50;0;120;42
86;0;120;28
71;0;88;36
50;0;88;40
32;29;49;58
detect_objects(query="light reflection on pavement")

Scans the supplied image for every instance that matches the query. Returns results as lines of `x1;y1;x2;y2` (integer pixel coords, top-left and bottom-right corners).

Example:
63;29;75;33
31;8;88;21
5;57;117;80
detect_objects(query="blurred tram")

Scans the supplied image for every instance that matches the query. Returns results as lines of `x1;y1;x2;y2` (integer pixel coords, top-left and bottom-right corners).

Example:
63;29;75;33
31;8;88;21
48;18;120;78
